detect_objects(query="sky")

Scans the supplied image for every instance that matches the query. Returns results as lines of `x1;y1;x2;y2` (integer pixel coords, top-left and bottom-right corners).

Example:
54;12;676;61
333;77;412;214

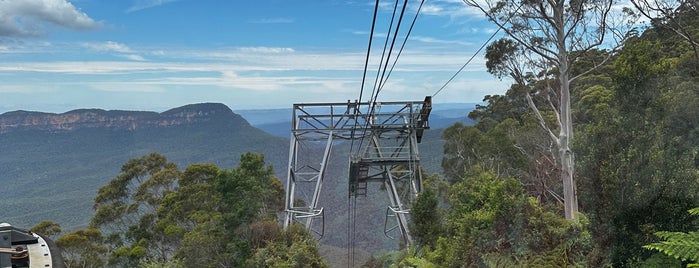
0;0;511;113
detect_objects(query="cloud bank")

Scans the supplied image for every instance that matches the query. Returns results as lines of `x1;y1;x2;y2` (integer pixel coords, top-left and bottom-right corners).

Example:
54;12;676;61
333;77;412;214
0;0;100;37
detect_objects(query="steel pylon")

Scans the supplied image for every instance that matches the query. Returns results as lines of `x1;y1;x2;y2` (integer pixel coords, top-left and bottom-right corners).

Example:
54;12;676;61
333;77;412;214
283;97;431;246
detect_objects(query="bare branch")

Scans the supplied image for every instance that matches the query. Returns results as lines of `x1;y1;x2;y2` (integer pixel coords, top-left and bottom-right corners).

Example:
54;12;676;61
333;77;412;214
525;93;560;146
570;49;617;82
545;83;562;127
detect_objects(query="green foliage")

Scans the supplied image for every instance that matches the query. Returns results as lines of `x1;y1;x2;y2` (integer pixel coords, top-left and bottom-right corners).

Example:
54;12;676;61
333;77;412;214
246;224;328;268
217;152;283;227
56;228;107;268
415;168;590;267
576;33;699;266
362;251;404;268
29;220;61;239
642;208;699;266
410;187;441;249
55;152;326;267
90;152;180;265
644;231;699;263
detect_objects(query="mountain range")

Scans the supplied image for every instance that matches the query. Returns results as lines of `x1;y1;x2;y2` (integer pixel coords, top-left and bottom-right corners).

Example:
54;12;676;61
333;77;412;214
0;102;474;257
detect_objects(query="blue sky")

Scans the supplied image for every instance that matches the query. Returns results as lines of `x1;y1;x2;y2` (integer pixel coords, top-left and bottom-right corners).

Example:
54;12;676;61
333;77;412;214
0;0;510;112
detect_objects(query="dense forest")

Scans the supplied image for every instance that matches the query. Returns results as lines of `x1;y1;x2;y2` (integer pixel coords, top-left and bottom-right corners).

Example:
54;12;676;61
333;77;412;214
27;0;699;267
38;152;326;267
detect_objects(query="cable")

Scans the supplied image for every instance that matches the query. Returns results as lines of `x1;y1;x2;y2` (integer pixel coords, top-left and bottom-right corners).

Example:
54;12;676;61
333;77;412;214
369;0;404;107
432;28;500;97
357;0;381;107
432;2;524;98
350;0;381;155
351;195;358;267
378;0;426;92
347;194;352;268
354;0;409;158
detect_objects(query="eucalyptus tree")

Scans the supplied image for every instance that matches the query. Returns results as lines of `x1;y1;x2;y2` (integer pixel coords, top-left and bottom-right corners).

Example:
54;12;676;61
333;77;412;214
462;0;636;219
630;0;699;61
91;153;180;265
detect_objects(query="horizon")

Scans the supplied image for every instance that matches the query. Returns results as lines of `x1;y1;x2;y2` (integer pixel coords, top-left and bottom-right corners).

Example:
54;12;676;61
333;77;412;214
0;100;480;115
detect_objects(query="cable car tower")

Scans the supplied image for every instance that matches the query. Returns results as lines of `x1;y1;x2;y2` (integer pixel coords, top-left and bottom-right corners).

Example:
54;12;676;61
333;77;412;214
283;96;431;246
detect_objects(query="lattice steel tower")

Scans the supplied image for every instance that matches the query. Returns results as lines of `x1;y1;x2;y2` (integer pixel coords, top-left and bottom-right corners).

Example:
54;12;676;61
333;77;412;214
283;96;431;246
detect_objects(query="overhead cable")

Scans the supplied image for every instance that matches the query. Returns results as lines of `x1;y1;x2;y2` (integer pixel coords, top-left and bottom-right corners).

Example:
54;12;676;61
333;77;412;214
350;0;381;154
378;0;426;92
432;2;524;98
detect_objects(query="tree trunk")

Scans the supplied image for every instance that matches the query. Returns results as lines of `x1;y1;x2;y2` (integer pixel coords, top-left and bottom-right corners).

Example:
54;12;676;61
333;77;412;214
555;0;579;220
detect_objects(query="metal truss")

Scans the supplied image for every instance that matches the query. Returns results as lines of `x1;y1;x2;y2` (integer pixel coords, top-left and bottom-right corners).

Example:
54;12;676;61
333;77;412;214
283;97;431;246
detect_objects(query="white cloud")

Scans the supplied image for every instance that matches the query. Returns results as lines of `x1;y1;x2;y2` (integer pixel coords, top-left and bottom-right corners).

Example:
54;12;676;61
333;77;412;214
237;47;295;54
374;0;482;19
89;83;165;93
0;42;498;107
82;41;148;61
0;0;100;37
123;54;146;61
83;41;132;53
248;18;295;24
411;36;473;46
127;0;178;13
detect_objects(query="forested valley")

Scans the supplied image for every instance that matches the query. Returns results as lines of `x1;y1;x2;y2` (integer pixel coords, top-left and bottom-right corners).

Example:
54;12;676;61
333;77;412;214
26;1;699;267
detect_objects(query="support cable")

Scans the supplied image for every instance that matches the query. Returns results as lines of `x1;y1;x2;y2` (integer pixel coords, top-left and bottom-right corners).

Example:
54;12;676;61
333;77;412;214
432;2;523;98
378;0;426;92
349;2;381;266
350;0;381;155
353;0;402;158
346;195;352;268
431;28;500;97
356;0;409;157
369;0;403;107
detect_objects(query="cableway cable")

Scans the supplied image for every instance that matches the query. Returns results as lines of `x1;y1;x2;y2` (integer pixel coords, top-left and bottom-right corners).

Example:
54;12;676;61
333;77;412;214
348;3;381;265
347;0;425;266
355;0;410;158
432;2;523;98
378;0;426;92
349;0;381;155
369;0;406;106
431;28;500;97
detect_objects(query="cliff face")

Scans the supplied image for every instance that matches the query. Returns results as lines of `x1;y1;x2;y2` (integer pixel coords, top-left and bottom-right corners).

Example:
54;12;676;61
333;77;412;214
0;103;246;133
0;102;289;239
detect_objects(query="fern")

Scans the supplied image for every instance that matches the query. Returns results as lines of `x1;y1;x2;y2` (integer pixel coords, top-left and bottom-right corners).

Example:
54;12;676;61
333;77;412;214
689;207;699;216
644;227;699;265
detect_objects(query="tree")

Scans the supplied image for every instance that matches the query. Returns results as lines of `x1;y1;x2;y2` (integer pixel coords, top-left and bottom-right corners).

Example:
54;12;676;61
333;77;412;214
465;0;636;219
411;167;590;267
156;163;229;267
30;220;62;240
410;187;441;249
59;152;321;267
644;208;699;266
91;152;180;265
574;36;699;265
630;0;699;63
56;228;107;268
246;224;328;268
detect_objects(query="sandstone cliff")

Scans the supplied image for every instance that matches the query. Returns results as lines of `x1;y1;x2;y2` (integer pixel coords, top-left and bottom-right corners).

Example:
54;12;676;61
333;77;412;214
0;103;247;133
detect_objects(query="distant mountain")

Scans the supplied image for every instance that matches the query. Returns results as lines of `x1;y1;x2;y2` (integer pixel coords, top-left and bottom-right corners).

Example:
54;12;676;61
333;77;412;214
0;103;288;230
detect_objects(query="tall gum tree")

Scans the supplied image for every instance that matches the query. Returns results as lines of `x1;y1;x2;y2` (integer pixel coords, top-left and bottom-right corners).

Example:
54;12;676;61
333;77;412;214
462;0;636;219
